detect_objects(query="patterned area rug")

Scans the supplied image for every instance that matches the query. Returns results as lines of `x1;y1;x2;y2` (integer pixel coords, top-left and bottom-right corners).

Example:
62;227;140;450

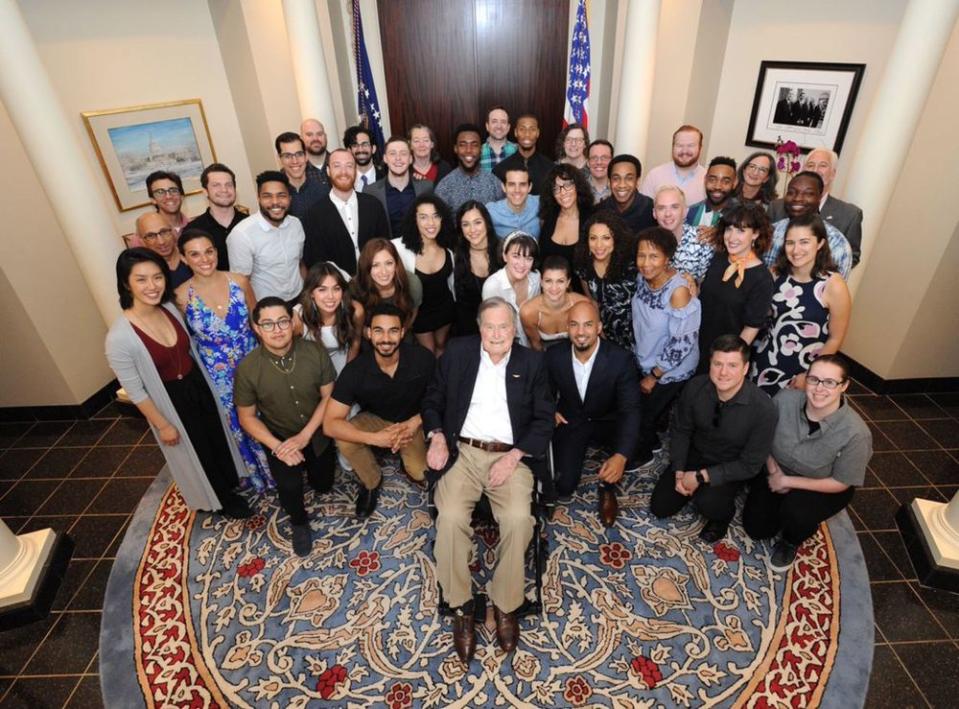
101;453;873;708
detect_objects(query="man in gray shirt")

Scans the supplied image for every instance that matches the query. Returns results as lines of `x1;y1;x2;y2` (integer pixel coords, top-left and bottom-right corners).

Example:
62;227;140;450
435;123;503;212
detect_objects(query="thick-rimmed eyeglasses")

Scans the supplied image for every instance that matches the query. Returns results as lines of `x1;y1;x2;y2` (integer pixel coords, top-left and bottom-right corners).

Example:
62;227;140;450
257;318;293;332
553;181;576;195
141;227;174;242
152;187;181;197
279;150;306;161
806;375;845;390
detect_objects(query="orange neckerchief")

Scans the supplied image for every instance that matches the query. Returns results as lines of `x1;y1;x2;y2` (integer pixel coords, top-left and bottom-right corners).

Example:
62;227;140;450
721;252;756;289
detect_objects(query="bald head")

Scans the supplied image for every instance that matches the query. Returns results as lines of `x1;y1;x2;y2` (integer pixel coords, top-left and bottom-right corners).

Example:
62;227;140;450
135;212;175;258
568;300;601;355
300;118;328;159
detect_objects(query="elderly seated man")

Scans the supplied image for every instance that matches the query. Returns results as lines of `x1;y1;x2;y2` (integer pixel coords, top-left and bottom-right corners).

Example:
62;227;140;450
422;296;554;664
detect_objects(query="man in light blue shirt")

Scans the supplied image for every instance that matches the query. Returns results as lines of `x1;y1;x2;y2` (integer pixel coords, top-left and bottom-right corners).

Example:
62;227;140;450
486;166;541;240
763;172;852;279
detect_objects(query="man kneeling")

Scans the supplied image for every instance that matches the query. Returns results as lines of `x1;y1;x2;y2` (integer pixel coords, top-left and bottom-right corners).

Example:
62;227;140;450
423;297;554;663
650;335;777;542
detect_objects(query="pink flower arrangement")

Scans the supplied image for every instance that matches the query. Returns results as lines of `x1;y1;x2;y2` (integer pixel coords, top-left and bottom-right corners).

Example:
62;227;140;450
775;137;803;194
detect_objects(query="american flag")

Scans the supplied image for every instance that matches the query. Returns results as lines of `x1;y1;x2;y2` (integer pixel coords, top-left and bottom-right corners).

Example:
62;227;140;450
351;0;385;152
563;0;591;129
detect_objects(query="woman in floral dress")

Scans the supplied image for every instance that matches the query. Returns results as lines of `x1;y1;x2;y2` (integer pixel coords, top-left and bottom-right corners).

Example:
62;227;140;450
175;230;273;492
752;213;851;393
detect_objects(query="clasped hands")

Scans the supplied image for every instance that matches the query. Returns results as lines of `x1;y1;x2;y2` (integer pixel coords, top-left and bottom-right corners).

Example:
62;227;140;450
674;469;703;496
426;435;521;488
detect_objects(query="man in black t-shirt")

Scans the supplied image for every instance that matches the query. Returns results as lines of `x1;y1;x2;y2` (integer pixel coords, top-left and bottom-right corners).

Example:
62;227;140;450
323;303;435;517
184;163;247;270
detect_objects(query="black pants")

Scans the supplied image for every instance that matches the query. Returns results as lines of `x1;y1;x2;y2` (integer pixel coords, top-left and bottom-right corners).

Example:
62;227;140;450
637;379;685;460
265;434;335;526
743;470;855;545
649;449;749;525
553;417;635;497
164;365;240;500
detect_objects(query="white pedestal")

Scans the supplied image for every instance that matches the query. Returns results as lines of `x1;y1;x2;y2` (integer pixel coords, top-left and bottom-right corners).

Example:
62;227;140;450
0;521;58;611
910;496;959;571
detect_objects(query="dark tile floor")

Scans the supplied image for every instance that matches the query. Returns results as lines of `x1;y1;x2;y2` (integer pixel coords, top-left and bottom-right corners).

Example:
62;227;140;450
1;387;958;707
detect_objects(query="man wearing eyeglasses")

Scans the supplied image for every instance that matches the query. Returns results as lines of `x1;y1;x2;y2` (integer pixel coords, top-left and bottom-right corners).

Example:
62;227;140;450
275;131;328;220
585;140;613;204
650;334;778;543
235;296;337;557
146;170;190;236
135;211;193;288
344;125;385;192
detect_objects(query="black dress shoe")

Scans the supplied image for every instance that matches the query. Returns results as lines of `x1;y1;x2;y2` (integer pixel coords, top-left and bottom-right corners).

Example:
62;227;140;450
494;605;519;653
598;486;619;528
291;523;312;557
356;482;381;519
220;492;253;519
699;520;729;543
451;603;476;663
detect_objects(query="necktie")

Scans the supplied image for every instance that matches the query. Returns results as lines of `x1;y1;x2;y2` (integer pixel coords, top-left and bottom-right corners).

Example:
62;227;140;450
361;175;368;190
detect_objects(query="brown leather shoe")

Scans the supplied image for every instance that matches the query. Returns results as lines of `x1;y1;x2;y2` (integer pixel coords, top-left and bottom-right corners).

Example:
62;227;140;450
451;606;476;663
598;486;619;528
494;606;519;653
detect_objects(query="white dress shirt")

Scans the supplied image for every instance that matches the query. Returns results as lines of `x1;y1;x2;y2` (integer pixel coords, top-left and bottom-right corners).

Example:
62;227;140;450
460;347;514;445
328;190;360;258
226;212;304;301
355;165;377;192
572;343;600;402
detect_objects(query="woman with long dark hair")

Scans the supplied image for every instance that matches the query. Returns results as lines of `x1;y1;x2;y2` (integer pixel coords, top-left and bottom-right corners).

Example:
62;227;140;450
105;248;252;517
352;238;421;331
453;200;501;336
735;151;779;207
538;163;593;280
297;262;364;374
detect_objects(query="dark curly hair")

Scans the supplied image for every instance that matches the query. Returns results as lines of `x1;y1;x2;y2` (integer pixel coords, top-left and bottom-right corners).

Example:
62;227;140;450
635;226;678;261
773;212;837;278
576;211;635;282
539;163;593;224
554;123;590;161
401;193;455;254
716;202;773;256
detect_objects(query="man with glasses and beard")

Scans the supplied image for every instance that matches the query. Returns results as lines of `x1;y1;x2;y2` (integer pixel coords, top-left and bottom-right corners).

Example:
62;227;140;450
344;125;386;192
650;335;777;543
235;297;338;557
323;303;435;518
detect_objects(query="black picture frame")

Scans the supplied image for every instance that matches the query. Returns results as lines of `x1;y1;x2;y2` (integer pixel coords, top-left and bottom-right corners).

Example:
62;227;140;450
745;61;865;155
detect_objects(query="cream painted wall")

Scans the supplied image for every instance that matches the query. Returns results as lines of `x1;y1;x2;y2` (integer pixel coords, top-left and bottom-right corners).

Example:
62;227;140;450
20;0;258;234
843;20;959;379
706;0;907;196
0;103;113;406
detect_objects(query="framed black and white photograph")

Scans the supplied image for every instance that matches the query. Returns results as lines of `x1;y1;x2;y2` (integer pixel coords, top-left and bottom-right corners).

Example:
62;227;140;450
745;61;865;155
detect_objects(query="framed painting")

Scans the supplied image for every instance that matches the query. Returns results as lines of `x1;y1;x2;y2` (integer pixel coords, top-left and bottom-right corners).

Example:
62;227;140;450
82;99;216;211
745;61;865;155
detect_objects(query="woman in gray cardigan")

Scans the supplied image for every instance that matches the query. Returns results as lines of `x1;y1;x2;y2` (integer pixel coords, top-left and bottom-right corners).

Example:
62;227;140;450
105;248;252;517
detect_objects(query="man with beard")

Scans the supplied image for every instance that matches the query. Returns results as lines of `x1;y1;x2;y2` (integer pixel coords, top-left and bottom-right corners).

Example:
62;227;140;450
545;300;640;527
685;157;738;227
185;163;247;270
301;148;390;275
275;131;327;220
228;171;305;302
235;297;337;556
365;136;433;239
135;211;192;288
640;125;708;204
300;118;331;183
597;154;656;234
763;172;853;278
479;105;518;172
323;303;435;517
769;149;863;266
344;125;385;192
436;123;504;212
493;114;554;195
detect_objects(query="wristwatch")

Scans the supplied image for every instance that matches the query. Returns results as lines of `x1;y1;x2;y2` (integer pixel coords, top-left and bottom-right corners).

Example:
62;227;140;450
695;470;708;486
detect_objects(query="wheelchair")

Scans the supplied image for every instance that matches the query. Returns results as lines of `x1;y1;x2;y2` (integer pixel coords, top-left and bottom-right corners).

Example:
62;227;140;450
426;445;554;620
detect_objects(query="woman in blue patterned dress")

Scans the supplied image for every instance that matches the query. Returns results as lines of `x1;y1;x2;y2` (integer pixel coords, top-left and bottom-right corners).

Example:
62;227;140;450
576;211;638;350
752;213;851;394
174;230;273;492
631;227;702;466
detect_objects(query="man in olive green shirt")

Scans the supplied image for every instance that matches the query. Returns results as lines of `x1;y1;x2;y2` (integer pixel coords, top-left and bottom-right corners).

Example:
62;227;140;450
235;296;336;557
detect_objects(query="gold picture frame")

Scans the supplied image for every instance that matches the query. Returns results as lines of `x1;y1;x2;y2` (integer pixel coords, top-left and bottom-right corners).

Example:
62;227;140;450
82;99;216;212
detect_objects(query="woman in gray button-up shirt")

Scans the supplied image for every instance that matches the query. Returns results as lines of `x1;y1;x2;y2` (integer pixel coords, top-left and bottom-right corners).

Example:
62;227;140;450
742;354;872;570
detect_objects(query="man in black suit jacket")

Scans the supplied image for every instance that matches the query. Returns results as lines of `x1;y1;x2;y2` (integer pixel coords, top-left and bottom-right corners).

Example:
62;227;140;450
301;148;389;275
545;301;640;527
422;297;554;663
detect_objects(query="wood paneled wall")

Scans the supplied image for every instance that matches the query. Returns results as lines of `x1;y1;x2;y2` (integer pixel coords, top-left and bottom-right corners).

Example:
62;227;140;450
377;0;570;163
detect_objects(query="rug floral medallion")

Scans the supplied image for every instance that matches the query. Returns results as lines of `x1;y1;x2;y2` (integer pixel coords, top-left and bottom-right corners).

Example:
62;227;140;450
126;459;849;709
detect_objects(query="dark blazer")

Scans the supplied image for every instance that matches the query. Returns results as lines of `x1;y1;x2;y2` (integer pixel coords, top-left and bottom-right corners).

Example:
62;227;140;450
364;176;433;238
544;339;641;459
768;194;863;266
301;192;390;275
421;335;555;476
